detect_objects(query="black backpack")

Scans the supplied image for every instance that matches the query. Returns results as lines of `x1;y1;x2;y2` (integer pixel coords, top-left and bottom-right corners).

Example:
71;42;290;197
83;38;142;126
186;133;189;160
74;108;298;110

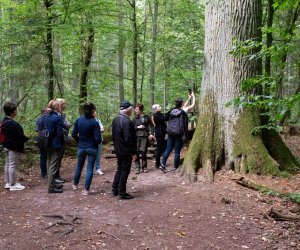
166;109;188;142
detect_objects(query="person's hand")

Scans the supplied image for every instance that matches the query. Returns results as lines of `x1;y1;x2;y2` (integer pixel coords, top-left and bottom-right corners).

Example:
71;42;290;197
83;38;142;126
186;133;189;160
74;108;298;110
132;154;137;162
138;125;145;129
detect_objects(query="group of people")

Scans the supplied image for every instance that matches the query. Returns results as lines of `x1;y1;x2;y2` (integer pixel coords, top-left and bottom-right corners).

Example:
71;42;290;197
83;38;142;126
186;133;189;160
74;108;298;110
1;91;195;199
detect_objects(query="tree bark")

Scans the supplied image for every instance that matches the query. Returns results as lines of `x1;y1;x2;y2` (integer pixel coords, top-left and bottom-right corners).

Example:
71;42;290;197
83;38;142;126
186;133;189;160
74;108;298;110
149;0;158;107
117;0;125;103
79;17;94;114
182;0;299;183
265;0;274;76
131;0;138;105
44;0;55;101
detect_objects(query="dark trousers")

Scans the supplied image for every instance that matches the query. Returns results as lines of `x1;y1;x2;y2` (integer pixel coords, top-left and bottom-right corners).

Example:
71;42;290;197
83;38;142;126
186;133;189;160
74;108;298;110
155;136;166;168
55;144;65;179
39;147;47;177
112;155;132;196
135;137;148;170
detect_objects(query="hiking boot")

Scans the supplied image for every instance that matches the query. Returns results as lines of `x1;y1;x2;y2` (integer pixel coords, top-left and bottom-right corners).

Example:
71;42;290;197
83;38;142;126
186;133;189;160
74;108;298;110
55;183;63;189
10;183;25;191
159;164;166;173
48;188;63;193
112;190;118;196
119;193;134;200
96;170;104;175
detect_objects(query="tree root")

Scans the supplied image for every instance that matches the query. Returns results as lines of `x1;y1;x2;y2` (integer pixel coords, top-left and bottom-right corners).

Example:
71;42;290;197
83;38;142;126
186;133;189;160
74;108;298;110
266;208;300;221
43;214;81;236
99;231;121;240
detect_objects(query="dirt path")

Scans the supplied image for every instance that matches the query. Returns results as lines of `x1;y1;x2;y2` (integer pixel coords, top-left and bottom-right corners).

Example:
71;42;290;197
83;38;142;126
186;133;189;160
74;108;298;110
1;153;300;249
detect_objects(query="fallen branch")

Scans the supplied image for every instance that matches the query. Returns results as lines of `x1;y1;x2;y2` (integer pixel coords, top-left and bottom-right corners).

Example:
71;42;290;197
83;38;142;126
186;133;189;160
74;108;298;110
266;208;300;221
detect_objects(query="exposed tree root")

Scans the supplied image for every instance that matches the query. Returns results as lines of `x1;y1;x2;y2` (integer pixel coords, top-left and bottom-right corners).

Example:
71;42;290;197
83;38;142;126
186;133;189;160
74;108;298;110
235;177;300;204
43;214;81;236
266;208;300;221
99;230;121;240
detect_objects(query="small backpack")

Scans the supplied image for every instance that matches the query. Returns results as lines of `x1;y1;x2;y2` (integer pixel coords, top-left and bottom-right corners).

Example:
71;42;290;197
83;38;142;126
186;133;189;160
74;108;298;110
0;120;9;144
166;109;188;142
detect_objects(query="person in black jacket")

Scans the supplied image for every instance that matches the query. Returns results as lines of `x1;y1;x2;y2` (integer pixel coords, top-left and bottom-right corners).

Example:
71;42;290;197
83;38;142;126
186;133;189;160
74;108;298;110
112;100;136;199
2;102;28;191
152;104;169;168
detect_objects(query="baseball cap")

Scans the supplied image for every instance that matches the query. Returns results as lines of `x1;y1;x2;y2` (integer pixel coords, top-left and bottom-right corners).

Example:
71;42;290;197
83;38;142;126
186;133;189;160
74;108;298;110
120;100;132;110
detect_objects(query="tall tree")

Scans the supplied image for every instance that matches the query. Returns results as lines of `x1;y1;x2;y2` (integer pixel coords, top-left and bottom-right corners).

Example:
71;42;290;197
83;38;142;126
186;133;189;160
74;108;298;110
149;0;159;107
79;16;95;113
44;0;55;101
117;0;125;103
182;0;299;182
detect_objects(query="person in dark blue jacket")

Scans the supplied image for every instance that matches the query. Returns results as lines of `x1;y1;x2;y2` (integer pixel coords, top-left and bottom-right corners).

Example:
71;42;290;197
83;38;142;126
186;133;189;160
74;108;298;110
72;102;101;195
45;100;65;193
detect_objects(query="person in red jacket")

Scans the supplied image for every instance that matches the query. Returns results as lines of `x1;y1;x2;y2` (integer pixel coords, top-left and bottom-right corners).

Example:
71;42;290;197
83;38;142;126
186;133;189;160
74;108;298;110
2;102;28;191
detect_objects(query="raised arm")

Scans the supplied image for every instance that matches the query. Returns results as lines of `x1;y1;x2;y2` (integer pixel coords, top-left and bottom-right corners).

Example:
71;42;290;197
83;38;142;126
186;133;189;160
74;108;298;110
183;92;195;112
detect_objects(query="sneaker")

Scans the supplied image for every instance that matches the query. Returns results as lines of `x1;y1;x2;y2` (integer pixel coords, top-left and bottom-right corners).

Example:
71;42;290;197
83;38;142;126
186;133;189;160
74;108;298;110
142;168;148;173
159;164;166;173
5;183;11;189
83;190;89;196
72;184;78;190
10;183;25;191
96;170;104;175
135;169;140;174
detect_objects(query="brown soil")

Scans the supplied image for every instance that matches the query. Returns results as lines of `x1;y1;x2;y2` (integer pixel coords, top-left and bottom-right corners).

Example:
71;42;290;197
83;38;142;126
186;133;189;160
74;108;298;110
1;136;300;250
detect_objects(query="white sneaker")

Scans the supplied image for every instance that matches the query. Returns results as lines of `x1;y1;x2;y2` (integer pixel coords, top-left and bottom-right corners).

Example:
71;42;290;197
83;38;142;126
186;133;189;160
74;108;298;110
96;170;104;175
83;190;89;196
10;183;25;191
72;184;78;190
5;183;11;189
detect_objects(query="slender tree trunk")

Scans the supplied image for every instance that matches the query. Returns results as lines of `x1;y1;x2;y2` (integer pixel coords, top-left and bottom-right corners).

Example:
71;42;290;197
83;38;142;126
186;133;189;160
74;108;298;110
182;0;299;183
149;0;158;107
9;8;17;104
44;0;55;101
79;17;94;114
139;0;148;103
117;0;125;103
0;5;3;117
131;0;138;105
265;0;274;76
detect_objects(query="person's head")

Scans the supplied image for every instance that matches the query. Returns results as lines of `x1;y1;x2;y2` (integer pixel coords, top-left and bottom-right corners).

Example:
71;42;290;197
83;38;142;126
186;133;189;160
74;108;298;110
56;98;67;112
3;102;17;118
134;103;144;115
48;100;61;112
175;98;184;109
41;107;51;115
119;100;132;116
83;102;96;118
152;104;161;113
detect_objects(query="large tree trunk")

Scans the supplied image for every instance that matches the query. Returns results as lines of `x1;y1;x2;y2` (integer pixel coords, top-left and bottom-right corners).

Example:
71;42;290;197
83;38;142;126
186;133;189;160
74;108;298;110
182;0;299;183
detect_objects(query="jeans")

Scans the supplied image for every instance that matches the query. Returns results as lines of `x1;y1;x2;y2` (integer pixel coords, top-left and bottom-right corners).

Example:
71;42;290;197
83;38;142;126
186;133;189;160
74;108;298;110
94;143;102;171
161;134;183;168
112;155;132;196
4;149;20;185
73;148;97;191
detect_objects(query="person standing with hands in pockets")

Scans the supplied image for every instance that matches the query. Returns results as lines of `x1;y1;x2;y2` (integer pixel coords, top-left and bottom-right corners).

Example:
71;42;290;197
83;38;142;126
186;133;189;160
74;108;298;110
112;100;137;199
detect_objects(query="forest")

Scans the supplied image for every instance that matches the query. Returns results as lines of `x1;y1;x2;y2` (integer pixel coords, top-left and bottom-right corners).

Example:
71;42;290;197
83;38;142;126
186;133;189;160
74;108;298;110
1;0;300;249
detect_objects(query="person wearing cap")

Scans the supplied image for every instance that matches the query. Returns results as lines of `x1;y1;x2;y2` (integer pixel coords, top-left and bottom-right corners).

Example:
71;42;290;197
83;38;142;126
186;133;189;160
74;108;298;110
160;92;195;172
132;103;154;174
111;100;137;199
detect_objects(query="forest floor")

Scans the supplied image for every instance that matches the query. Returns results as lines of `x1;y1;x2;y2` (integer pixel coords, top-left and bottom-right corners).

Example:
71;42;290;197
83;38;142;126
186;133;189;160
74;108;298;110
1;135;300;250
